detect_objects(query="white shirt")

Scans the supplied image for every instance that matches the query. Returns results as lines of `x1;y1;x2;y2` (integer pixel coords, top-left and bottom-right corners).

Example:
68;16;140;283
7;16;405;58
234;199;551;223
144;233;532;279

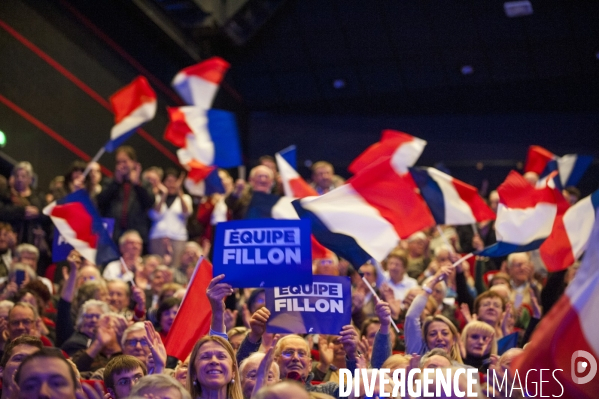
103;260;135;282
383;271;419;301
149;194;193;241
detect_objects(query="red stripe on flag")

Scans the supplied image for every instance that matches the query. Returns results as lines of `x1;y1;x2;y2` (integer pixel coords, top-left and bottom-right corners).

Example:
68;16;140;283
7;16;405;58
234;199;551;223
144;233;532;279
511;293;598;398
180;58;231;85
524;145;554;175
165;258;213;361
110;77;156;124
539;215;575;272
350;157;435;239
51;203;98;248
348;130;414;174
498;171;556;209
289;178;318;198
451;177;496;222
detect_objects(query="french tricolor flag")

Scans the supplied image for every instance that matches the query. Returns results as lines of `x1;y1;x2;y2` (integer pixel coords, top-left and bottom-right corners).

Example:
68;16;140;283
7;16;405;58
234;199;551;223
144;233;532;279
525;145;593;189
349;130;427;174
171;57;230;108
293;156;435;266
182;159;224;197
540;189;599;272
476;171;561;257
105;76;157;152
410;167;495;225
512;211;599;398
170;107;242;168
43;190;119;265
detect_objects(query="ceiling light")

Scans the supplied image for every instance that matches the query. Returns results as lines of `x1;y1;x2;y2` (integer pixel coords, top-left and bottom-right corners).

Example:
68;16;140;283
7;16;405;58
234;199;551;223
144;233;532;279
504;1;533;18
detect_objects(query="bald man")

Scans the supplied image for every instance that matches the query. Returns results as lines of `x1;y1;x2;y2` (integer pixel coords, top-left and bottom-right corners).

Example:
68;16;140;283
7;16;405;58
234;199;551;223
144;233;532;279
225;165;276;220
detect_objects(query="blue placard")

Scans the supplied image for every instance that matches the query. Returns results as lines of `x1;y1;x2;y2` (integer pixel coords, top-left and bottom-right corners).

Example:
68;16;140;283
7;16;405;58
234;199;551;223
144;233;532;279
213;219;313;288
52;218;115;263
265;275;352;335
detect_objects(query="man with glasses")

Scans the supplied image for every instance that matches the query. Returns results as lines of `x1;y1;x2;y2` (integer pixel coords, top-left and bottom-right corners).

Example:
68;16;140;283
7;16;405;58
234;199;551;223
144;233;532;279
7;303;38;341
273;331;359;399
103;355;147;399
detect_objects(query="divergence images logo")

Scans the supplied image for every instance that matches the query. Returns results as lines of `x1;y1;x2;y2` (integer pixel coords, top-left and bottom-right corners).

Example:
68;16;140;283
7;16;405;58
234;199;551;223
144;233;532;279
571;350;598;385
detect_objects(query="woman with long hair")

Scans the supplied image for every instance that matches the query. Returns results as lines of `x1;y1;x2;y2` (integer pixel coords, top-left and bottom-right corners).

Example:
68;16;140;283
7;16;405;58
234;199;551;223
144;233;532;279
187;335;243;399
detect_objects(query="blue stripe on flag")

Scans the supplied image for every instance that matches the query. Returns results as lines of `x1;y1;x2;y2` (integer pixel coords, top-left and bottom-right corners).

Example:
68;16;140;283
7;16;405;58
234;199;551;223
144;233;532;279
278;145;297;170
105;130;136;153
410;167;446;225
292;199;372;268
540;159;561;189
474;238;547;257
204;169;225;195
207;109;242;168
590;189;599;210
565;155;593;187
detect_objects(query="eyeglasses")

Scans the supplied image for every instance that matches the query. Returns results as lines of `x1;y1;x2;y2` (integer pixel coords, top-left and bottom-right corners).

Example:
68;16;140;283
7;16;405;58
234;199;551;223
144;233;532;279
245;371;276;381
280;349;309;359
124;338;149;348
116;374;143;386
9;319;33;328
83;313;102;320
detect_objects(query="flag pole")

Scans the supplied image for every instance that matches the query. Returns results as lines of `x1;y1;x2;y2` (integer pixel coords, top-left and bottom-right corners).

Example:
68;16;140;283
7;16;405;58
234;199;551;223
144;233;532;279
361;276;400;333
436;225;454;253
82;146;106;179
238;165;246;181
450;253;474;268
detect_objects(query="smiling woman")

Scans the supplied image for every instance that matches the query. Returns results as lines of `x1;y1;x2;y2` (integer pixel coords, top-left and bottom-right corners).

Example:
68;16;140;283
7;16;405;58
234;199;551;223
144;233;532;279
187;335;243;399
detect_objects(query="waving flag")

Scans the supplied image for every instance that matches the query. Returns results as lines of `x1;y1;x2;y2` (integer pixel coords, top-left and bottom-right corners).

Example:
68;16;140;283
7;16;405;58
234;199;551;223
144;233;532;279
43;190;119;265
105;76;157;152
278;145;297;170
512;210;599;398
165;257;212;361
524;145;593;188
293;156;435;266
275;152;318;198
540;189;599;272
171;57;230;108
475;171;560;257
410;167;495;225
349;130;427;174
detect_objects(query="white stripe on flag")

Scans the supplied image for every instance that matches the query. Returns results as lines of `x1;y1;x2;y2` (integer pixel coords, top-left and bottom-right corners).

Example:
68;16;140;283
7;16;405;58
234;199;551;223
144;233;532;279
50;217;97;262
495;203;556;244
427;168;476;225
298;184;399;262
557;154;576;187
391;138;427;174
272;197;300;220
564;196;596;257
110;101;157;139
175;77;219;109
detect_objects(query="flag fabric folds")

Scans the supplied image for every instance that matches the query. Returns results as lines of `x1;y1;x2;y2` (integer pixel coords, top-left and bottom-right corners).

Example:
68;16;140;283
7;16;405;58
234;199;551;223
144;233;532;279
540;189;599;272
171;57;230;108
524;145;593;188
475;171;559;257
278;145;297;171
275;152;318;198
165;257;213;361
106;76;157;152
43;190;119;265
293;156;435;266
409;167;495;225
512;209;599;398
348;130;427;174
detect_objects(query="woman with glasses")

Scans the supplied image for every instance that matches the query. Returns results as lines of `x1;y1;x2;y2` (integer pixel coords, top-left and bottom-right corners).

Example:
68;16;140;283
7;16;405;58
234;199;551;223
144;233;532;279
187;335;244;399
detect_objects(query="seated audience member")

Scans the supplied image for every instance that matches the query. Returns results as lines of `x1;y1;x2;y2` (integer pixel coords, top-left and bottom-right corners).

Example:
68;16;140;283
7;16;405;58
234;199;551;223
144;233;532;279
0;335;43;399
135;254;162;290
130;373;191;399
96;145;154;245
187;336;243;399
149;168;193;268
104;355;148;399
419;348;453;369
70;313;124;373
0;223;14;278
404;268;463;364
226;165;276;220
506;252;541;311
103;230;144;282
60;299;110;356
310;161;337;195
227;327;248;353
7;303;49;345
146;265;174;311
405;232;429;279
381;354;410;374
380;250;418;301
472;291;505;339
173;355;191;387
239;352;280;398
155;297;180;341
174;241;203;285
0;300;14;352
461;320;496;371
120;322;166;375
107;280;146;321
313;255;340;276
12;246;53;293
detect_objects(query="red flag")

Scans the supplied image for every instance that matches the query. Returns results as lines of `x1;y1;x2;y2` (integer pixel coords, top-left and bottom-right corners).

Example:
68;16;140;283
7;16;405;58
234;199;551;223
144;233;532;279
164;258;212;360
524;145;554;175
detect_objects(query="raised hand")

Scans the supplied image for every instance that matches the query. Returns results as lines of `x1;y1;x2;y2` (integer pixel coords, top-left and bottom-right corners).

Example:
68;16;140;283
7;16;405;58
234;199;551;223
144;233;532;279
224;308;239;332
251;338;278;397
248;307;271;344
339;325;359;361
145;321;167;374
206;275;234;311
317;335;334;367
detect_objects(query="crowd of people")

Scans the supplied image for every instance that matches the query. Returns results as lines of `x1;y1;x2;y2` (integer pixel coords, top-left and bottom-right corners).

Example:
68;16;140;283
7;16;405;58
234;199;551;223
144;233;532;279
0;144;584;398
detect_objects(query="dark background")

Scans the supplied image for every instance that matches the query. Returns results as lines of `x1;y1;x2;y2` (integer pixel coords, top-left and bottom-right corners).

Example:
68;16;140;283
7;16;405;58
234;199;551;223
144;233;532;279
1;0;598;195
